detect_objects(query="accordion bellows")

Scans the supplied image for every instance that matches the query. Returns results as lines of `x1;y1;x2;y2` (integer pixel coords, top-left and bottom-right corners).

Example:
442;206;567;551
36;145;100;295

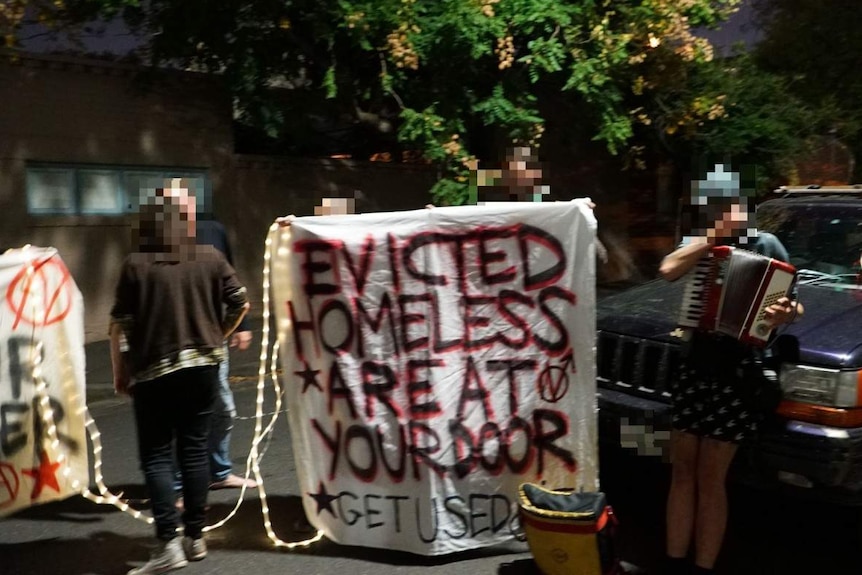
518;484;619;575
678;245;796;346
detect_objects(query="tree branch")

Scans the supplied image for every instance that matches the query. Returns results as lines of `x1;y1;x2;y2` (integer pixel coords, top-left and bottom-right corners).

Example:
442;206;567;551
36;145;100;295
378;52;405;109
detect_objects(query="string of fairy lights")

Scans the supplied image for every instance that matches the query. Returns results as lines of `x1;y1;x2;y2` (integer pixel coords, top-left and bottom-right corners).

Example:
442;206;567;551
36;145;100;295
19;228;324;548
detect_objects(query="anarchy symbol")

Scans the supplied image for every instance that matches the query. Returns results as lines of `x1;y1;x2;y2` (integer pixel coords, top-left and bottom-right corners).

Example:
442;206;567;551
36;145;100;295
5;255;73;329
538;366;569;403
537;351;575;403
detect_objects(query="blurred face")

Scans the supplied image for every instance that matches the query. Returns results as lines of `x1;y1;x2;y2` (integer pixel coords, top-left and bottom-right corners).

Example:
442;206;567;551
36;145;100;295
135;201;187;251
133;179;200;252
506;159;542;188
159;182;196;237
706;201;750;240
314;197;356;216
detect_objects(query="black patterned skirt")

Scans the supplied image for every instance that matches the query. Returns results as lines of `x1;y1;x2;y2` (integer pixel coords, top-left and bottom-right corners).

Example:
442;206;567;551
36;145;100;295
670;332;777;444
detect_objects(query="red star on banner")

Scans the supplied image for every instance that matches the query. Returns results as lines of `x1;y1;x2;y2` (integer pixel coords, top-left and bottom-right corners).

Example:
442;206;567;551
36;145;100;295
22;451;62;500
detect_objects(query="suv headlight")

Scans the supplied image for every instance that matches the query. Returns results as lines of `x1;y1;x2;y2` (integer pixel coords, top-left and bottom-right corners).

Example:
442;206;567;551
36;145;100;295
780;364;862;407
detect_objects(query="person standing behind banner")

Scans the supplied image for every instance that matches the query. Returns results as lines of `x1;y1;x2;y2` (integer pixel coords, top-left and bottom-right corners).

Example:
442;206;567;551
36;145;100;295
110;185;249;575
658;173;803;575
472;145;551;203
275;195;358;225
189;214;256;491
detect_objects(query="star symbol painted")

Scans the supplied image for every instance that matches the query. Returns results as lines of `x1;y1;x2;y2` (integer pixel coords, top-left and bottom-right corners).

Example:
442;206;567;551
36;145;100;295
308;481;339;517
22;450;62;500
295;361;322;394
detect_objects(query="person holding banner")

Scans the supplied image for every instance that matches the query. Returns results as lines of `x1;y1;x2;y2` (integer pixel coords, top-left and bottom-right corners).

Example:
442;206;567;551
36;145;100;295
658;167;802;575
473;145;550;203
110;184;249;575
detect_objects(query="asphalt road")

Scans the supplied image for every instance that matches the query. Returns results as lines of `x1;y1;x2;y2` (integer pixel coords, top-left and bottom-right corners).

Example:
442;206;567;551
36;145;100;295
2;336;860;575
603;447;862;574
0;378;539;575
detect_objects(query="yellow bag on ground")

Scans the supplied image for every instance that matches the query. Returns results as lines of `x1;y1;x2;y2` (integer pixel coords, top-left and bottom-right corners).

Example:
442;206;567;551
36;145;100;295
518;483;619;575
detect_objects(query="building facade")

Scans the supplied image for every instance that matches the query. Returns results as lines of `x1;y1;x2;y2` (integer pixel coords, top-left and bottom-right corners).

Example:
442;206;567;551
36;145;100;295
0;53;436;340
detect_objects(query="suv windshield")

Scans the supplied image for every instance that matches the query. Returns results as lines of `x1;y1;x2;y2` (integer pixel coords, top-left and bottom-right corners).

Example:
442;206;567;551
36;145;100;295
758;202;862;288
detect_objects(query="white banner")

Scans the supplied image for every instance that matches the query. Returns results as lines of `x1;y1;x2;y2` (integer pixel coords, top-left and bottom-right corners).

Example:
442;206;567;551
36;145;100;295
0;247;88;517
271;201;598;555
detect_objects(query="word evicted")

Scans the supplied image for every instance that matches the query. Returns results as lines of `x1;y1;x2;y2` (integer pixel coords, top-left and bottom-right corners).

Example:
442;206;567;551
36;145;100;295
288;223;579;360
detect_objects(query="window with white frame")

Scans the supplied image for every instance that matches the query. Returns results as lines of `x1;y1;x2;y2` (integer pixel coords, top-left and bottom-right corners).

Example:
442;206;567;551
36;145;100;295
26;164;210;215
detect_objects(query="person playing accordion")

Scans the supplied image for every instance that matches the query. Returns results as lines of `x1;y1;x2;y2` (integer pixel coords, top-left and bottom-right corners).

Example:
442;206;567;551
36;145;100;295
657;165;803;575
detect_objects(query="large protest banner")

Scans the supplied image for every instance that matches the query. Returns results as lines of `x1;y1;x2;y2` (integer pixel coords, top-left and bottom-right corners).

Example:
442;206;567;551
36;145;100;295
0;247;88;517
271;201;597;555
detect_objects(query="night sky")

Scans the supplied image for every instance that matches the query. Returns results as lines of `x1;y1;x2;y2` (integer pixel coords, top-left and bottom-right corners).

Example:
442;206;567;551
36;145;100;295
17;2;760;57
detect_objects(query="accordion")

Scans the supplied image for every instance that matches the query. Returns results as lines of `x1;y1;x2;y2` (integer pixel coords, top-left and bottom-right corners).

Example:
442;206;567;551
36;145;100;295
678;245;796;347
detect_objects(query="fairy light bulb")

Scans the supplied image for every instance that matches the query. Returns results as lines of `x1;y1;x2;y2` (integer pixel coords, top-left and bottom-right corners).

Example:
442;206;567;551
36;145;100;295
12;234;325;542
241;222;324;548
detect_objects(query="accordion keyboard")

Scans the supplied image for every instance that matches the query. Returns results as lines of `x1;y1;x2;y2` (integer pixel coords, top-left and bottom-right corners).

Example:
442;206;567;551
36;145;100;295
677;253;713;328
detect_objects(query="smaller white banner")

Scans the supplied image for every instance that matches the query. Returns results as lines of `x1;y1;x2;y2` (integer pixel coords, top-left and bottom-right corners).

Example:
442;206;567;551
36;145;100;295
0;247;88;517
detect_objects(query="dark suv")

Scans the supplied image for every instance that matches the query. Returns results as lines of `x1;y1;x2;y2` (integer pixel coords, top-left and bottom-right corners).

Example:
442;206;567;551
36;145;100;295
597;185;862;504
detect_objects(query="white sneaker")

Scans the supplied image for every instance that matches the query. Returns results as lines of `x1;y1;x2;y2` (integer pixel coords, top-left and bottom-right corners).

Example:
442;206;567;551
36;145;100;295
127;537;188;575
182;535;207;561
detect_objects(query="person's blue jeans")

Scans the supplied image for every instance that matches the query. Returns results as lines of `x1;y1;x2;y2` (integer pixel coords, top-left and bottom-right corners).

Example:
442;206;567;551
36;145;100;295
208;346;236;482
132;366;218;541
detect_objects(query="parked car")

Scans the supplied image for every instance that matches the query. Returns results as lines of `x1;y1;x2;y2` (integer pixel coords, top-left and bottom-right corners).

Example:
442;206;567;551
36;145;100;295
597;185;862;504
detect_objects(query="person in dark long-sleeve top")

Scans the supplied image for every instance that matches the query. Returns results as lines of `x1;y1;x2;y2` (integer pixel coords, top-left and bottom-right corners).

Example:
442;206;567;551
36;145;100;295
110;182;249;575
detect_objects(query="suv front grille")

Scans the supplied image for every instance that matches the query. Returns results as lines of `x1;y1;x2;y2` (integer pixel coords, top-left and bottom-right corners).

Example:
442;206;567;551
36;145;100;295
597;331;679;400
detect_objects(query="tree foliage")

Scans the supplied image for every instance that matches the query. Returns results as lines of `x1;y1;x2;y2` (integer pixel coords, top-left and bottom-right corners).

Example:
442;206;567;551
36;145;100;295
633;51;822;191
753;0;862;182
14;0;792;203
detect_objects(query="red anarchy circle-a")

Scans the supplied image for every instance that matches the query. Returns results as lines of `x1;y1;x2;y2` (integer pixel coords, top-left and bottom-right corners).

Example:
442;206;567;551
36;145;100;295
5;256;73;329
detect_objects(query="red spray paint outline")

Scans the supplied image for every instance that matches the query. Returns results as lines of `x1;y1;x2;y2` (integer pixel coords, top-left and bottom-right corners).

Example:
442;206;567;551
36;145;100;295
5;255;73;329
